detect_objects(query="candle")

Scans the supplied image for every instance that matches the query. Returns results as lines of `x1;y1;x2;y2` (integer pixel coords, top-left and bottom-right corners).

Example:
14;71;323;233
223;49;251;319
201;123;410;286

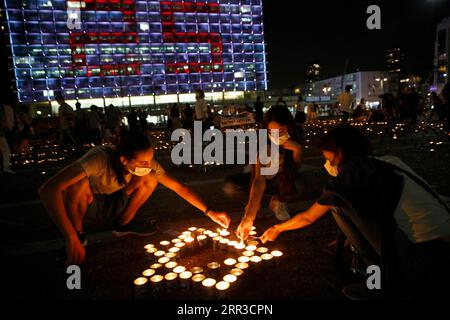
192;274;206;294
243;251;255;257
188;227;198;232
133;277;149;299
203;230;212;236
178;234;188;240
150;263;163;271
250;256;262;263
145;247;158;261
224;258;237;266
207;262;221;277
175;242;186;249
251;226;256;231
208;232;219;239
154;250;165;258
218;229;230;237
159;240;171;248
249;231;257;236
247;240;259;247
202;278;217;298
165;261;178;270
196;228;206;235
215;281;230;299
256;247;269;254
212;236;222;251
261;253;274;261
271;250;283;258
245;245;257;251
168;247;180;259
144;244;155;251
219;238;230;251
173;266;186;275
184;236;196;251
158;257;170;265
190;267;204;275
197;235;208;247
164;272;178;289
223;274;237;283
179;271;193;289
171;238;182;244
235;262;249;270
142;269;156;278
165;252;178;261
234;242;246;251
231;268;244;277
238;256;250;263
150;275;164;295
183;231;192;235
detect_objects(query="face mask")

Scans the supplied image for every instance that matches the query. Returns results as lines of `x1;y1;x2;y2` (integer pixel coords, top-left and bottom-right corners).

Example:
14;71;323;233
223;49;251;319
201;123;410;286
324;160;339;177
128;166;152;177
269;132;290;146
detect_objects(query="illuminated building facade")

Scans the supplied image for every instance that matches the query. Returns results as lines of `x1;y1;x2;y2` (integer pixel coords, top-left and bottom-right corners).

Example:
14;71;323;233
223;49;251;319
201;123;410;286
2;0;267;107
434;16;449;93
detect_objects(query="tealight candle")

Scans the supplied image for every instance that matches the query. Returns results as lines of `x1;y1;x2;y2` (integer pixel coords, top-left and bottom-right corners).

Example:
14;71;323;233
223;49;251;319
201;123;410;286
223;274;237;283
164;272;178;289
188;227;198;232
171;238;182;244
168;247;180;259
158;257;170;265
197;235;208;247
202;278;217;298
209;232;219;238
159;240;171;248
165;252;178;261
251;226;256;231
146;247;158;261
218;229;230;237
150;263;163;270
245;245;257;251
142;269;156;277
247;240;259;247
235;242;246;251
182;231;192;236
173;266;186;274
230;268;244;277
235;262;249;270
249;231;257;236
144;244;155;251
154;250;165;258
207;262;221;277
224;258;237;266
250;255;262;263
133;277;148;298
196;228;206;235
271;250;283;258
203;230;212;236
238;256;250;263
215;281;230;298
212;236;222;251
243;251;255;257
219;238;230;250
178;234;188;240
190;267;204;275
179;271;193;289
257;247;269;254
165;261;178;270
175;242;186;249
150;275;164;294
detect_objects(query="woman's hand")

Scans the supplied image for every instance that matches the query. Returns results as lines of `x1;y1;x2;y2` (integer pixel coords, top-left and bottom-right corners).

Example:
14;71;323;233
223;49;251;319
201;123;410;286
260;225;282;244
207;211;231;229
65;237;86;266
236;216;254;241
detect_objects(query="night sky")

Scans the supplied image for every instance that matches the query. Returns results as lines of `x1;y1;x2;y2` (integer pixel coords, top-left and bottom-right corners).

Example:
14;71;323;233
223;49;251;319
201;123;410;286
263;0;450;89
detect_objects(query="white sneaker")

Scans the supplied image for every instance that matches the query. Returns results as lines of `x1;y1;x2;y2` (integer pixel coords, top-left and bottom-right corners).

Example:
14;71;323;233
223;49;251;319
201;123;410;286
3;168;16;174
269;197;291;221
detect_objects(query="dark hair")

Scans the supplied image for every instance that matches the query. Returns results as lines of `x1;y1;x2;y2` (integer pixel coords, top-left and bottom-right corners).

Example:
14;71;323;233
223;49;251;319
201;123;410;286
345;85;352;92
111;131;153;185
316;125;372;163
196;89;205;99
263;105;302;197
55;94;64;102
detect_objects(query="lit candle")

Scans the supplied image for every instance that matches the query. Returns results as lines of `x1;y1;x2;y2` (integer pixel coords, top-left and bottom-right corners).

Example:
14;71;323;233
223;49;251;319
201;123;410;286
178;234;188;240
196;228;206;235
159;240;171;248
212;236;222;251
218;228;230;237
238;256;250;263
245;245;257;251
219;238;230;251
173;266;186;275
142;269;156;278
250;255;262;264
234;242;246;251
207;262;221;277
197;234;208;247
235;262;249;270
203;230;212;237
231;268;244;277
158;257;170;265
256;247;269;254
249;231;257;236
202;278;217;298
215;281;230;299
261;253;274;268
144;244;155;251
247;240;259;247
190;267;204;275
192;274;206;294
164;272;178;289
154;250;165;258
223;274;237;283
165;252;178;261
145;247;158;261
150;263;163;271
165;261;178;270
224;258;237;266
243;250;255;257
184;236;196;251
168;247;181;259
150;275;164;295
188;227;198;232
271;250;283;265
133;277;149;299
175;242;186;249
208;232;219;239
171;238;182;244
179;271;193;289
251;226;256;231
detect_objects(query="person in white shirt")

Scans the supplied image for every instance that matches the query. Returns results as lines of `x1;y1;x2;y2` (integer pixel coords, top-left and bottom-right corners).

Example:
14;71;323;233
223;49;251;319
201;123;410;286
336;85;355;123
194;89;208;122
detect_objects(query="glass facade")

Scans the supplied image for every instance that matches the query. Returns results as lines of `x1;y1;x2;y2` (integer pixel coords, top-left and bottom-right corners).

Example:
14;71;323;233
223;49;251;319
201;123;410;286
3;0;267;103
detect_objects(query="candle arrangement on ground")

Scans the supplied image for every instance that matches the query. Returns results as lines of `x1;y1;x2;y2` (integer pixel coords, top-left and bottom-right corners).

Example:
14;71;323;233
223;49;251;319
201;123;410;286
133;226;285;300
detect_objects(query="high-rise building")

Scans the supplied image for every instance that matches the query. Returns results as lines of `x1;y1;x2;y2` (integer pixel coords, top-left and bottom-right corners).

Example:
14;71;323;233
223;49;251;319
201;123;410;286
386;48;405;74
305;61;321;83
1;0;268;108
434;16;450;93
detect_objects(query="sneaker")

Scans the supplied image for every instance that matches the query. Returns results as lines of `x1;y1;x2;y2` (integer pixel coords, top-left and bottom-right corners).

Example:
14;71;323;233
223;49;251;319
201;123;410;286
342;280;384;301
269;197;291;221
3;168;16;174
112;219;158;237
77;231;88;247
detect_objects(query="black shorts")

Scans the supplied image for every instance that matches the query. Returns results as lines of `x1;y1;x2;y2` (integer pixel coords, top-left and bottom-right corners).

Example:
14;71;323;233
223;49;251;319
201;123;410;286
84;189;130;228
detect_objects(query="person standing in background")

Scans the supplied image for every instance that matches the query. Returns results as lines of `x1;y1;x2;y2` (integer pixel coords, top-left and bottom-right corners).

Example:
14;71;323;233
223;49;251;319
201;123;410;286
56;95;76;149
194;89;208;123
254;96;264;125
0;103;15;174
336;85;355;124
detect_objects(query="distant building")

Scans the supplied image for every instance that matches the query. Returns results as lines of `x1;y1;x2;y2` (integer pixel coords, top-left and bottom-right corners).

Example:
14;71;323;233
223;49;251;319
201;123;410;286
434;17;450;93
386;48;405;74
300;71;389;109
305;62;321;83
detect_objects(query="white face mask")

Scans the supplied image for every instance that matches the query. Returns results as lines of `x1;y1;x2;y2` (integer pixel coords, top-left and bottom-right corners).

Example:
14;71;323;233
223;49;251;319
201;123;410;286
269;132;290;146
128;166;152;177
324;160;339;177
